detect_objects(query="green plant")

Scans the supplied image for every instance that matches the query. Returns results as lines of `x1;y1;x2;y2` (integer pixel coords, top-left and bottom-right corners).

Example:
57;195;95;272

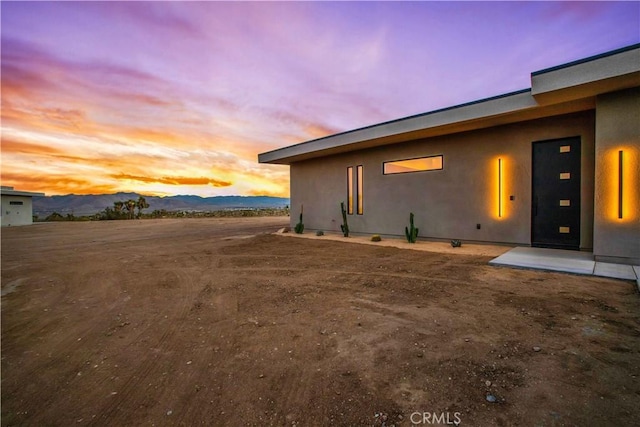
136;196;149;218
294;205;304;234
371;234;382;242
405;212;419;243
340;202;350;237
316;230;324;236
451;239;462;247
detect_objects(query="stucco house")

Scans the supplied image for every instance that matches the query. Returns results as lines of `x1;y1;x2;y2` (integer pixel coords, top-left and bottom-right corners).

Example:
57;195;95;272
1;186;45;226
259;44;640;266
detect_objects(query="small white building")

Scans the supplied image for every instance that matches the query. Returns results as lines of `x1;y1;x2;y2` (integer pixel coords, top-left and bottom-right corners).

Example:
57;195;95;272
1;186;45;227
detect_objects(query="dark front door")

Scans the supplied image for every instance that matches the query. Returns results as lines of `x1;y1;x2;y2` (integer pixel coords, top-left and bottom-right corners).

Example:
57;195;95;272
532;137;581;250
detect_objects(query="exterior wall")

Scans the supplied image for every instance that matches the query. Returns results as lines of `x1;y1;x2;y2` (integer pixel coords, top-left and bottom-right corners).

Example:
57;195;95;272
593;87;640;264
1;195;35;226
291;111;595;247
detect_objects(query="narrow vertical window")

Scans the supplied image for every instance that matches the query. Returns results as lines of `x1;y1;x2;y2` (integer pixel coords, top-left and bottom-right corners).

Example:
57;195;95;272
347;167;354;214
357;165;363;215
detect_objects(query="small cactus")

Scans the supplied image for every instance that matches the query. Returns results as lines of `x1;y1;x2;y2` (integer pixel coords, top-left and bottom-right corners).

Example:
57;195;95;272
294;205;304;234
451;239;462;247
405;212;419;243
340;202;349;237
371;234;382;242
316;230;324;236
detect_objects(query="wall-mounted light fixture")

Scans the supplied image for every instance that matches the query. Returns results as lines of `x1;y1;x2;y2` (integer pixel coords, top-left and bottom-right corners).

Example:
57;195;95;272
618;150;623;219
498;158;503;218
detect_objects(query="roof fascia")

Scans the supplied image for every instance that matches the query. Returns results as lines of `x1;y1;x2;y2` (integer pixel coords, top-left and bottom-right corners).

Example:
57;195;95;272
531;45;640;103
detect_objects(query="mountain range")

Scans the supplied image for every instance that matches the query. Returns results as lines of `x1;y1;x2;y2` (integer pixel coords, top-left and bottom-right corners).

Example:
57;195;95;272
32;192;290;217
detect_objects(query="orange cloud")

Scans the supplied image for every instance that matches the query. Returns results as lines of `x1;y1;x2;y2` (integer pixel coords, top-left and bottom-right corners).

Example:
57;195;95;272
1;172;117;195
116;127;184;145
2;102;97;135
113;173;232;187
39;107;88;130
304;123;340;139
2;105;196;156
0;138;66;156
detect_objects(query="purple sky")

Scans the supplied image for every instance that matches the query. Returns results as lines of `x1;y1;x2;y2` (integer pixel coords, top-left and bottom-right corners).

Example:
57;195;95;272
2;1;638;197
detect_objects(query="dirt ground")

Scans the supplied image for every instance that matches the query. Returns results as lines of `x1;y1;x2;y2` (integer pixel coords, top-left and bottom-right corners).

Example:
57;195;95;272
2;217;639;426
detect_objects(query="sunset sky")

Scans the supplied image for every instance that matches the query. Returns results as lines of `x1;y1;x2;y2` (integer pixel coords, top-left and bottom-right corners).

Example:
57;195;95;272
2;1;639;198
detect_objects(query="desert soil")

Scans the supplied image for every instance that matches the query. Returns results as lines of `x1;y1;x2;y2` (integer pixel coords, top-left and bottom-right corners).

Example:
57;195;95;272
1;217;639;426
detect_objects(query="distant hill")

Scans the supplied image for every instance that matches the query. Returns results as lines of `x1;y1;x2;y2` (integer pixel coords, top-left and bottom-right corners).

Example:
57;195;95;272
32;192;290;217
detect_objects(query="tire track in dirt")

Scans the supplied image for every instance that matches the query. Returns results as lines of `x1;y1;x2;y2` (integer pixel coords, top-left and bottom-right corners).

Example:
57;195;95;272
169;276;245;425
89;268;200;426
1;272;120;422
213;264;470;286
267;363;318;424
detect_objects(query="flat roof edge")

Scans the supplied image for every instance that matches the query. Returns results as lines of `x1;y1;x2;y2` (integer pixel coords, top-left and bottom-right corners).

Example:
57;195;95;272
1;190;46;197
532;43;640;76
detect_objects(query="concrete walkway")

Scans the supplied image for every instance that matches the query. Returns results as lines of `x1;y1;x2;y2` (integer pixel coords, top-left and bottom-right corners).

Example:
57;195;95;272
490;247;640;288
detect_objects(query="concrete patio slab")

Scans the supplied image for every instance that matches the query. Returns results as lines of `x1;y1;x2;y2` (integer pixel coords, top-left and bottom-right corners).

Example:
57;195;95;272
593;262;637;280
489;247;596;275
491;247;640;284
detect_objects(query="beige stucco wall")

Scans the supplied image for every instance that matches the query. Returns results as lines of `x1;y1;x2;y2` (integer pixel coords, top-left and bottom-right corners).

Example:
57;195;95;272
1;195;35;227
291;111;595;247
593;87;640;264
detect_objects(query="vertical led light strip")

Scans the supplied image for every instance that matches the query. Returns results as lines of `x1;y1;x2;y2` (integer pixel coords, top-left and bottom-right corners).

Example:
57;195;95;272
356;165;363;215
618;150;623;219
498;158;503;218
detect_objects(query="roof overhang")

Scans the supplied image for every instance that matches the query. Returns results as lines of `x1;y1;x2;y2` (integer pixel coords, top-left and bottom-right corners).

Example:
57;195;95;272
532;44;640;105
259;44;640;165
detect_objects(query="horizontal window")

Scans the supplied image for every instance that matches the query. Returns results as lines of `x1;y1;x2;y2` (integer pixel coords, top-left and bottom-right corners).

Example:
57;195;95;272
9;201;24;205
383;155;443;175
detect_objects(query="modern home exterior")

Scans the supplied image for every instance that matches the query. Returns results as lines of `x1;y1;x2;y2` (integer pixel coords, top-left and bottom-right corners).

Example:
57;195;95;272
259;44;640;265
1;186;45;227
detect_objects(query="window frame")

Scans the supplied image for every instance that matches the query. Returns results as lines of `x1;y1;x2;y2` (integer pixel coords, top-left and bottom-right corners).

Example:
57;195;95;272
346;166;354;215
382;154;444;175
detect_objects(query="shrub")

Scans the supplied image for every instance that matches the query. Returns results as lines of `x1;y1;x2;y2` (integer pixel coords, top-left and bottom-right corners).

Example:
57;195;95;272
371;234;382;242
316;230;324;236
451;239;462;248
